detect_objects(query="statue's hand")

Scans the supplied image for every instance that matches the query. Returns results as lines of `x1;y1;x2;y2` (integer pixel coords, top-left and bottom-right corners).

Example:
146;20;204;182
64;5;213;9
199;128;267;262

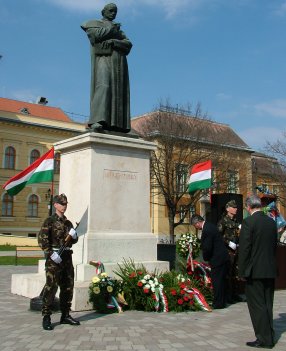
102;39;114;49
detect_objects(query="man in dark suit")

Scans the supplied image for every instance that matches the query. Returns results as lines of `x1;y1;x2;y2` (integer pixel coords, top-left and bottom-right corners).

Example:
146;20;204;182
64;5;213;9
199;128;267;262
238;195;277;349
191;214;229;309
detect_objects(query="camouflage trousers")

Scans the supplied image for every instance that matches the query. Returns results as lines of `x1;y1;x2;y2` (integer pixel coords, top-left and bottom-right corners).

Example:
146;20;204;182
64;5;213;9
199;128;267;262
42;251;74;316
226;250;239;300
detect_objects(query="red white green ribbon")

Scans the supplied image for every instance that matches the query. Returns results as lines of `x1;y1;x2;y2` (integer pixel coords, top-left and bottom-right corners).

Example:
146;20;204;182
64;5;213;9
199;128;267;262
154;287;169;312
184;287;211;312
187;243;194;271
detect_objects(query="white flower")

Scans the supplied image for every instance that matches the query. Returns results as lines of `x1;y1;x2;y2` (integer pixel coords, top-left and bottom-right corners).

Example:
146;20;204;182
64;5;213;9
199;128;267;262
159;284;164;289
151;287;155;292
141;279;146;284
144;274;151;280
145;284;150;289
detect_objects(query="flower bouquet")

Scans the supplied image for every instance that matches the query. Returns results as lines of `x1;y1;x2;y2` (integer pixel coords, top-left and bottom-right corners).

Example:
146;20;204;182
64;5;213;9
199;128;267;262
159;271;212;312
176;232;200;260
88;272;122;313
114;259;169;312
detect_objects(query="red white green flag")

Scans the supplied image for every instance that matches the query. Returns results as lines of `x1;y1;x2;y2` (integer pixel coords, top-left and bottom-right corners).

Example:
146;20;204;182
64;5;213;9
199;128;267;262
2;148;54;196
188;160;212;193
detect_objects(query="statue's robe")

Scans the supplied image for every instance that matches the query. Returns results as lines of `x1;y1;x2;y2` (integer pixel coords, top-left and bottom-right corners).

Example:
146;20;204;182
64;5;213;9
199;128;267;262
81;19;132;132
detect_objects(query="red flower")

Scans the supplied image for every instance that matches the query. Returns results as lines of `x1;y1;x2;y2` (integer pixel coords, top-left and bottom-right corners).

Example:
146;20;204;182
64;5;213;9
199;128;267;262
177;299;184;305
180;283;186;289
137;271;143;275
190;300;194;305
137;281;143;287
129;272;136;278
170;289;177;296
143;288;149;294
180;289;185;295
183;296;189;301
152;294;157;300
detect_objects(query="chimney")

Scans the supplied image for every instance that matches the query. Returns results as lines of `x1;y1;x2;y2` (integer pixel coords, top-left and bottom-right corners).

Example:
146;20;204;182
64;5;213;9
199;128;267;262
36;96;48;105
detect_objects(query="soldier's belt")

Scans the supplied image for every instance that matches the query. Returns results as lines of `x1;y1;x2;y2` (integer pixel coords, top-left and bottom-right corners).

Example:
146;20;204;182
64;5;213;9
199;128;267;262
52;247;71;252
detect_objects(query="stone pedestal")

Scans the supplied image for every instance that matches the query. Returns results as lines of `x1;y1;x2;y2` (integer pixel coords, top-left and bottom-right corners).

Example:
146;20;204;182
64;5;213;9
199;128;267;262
11;132;169;310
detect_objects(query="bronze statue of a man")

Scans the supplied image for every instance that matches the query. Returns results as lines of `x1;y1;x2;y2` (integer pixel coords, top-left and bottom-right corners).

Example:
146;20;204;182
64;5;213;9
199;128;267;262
81;3;132;133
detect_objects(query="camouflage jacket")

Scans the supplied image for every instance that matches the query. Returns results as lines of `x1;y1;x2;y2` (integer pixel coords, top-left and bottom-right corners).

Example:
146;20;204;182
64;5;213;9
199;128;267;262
217;214;240;245
38;213;78;256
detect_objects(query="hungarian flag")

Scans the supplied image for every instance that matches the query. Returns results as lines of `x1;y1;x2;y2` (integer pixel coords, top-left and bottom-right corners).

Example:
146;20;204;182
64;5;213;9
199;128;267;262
188;160;212;193
2;148;54;196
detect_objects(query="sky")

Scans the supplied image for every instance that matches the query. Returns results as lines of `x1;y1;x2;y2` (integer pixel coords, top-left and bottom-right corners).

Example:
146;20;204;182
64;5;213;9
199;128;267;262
1;0;286;152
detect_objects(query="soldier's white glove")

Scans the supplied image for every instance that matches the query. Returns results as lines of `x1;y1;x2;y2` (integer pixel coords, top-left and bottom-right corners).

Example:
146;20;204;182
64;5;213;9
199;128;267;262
228;241;237;250
50;251;62;264
69;228;77;239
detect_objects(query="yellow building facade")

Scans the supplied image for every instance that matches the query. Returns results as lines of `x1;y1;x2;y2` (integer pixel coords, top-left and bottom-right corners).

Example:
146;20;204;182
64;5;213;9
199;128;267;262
1;99;284;242
131;109;283;240
0;97;85;238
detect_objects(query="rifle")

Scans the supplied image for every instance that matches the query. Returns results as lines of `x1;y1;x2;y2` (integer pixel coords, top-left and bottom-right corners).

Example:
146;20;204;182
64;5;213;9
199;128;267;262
58;221;80;257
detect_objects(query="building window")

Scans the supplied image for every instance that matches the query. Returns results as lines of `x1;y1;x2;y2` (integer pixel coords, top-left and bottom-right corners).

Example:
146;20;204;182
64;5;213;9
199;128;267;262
54;152;61;174
4;146;16;169
28;194;38;217
273;185;279;195
30;149;40;165
176;164;188;193
189;205;195;220
2;193;13;216
227;170;238;193
179;205;186;221
178;205;195;223
262;183;272;194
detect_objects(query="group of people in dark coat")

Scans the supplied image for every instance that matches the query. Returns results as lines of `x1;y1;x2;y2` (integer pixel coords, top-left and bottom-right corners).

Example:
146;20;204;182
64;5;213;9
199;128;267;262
191;194;277;349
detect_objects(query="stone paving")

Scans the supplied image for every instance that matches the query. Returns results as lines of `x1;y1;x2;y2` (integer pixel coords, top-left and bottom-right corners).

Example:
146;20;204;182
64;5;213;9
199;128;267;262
1;265;286;351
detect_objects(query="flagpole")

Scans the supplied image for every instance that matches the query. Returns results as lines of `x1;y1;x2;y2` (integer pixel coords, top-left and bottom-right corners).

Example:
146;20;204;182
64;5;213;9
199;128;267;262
49;149;55;216
49;181;54;216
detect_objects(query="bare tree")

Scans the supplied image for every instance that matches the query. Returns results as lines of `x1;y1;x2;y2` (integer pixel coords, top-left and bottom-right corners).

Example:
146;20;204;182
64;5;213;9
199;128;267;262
264;134;286;205
132;102;248;243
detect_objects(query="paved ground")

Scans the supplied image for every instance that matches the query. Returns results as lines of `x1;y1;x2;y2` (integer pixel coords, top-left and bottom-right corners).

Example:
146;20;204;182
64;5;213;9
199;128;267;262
1;265;286;351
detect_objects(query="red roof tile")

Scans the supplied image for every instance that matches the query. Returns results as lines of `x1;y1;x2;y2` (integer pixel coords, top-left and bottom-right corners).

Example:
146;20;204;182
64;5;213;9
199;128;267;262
131;111;251;150
0;97;72;122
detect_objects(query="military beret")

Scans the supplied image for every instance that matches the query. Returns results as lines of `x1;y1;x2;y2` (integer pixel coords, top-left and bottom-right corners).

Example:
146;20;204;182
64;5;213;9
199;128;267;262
53;193;68;205
226;200;237;208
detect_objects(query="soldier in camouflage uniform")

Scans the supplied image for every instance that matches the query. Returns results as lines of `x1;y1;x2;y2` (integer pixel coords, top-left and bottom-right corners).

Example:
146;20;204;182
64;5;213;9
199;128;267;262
38;194;80;331
217;200;241;304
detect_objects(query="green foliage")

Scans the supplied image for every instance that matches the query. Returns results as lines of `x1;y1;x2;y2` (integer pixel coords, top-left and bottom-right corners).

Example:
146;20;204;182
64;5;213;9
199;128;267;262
176;232;200;260
0;244;16;251
0;256;40;265
159;270;212;312
113;258;213;313
114;259;158;311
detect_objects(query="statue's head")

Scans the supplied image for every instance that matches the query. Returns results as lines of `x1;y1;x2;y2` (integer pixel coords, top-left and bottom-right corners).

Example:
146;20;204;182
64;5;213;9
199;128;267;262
102;3;117;20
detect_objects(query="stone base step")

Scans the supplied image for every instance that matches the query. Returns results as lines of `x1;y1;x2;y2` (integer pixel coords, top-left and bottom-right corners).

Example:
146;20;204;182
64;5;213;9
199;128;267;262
11;260;169;311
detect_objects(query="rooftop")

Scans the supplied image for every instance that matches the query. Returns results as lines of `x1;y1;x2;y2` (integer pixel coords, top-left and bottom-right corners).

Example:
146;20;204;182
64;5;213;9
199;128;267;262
0;97;72;123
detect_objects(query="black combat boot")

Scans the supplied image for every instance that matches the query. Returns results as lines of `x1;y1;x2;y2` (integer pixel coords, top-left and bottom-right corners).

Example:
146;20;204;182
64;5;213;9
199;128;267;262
60;313;80;325
42;315;53;330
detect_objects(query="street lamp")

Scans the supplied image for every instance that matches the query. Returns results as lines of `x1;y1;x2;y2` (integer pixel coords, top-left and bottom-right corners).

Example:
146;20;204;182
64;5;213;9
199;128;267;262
45;188;53;216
